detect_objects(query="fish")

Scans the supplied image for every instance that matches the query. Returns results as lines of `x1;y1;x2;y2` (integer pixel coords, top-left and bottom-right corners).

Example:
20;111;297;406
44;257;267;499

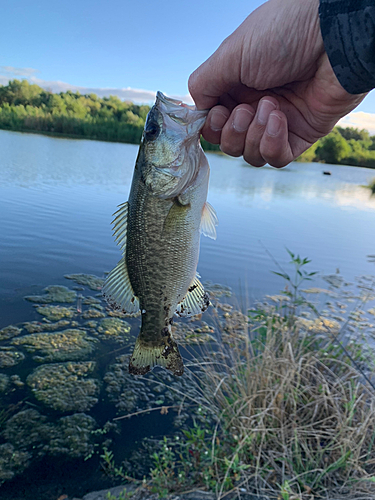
103;92;218;376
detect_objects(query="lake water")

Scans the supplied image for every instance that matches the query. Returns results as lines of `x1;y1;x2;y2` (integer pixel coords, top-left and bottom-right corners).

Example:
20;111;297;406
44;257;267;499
1;129;375;498
2;130;375;328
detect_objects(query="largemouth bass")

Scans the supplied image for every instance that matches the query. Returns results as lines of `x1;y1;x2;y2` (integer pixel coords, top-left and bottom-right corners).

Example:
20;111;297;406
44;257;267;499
103;92;217;376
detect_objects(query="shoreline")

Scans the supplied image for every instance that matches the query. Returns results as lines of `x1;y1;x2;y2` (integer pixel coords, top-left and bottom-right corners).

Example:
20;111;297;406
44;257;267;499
1;126;374;168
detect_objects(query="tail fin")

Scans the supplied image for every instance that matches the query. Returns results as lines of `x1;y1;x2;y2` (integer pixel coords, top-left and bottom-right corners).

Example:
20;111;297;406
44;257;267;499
129;334;184;376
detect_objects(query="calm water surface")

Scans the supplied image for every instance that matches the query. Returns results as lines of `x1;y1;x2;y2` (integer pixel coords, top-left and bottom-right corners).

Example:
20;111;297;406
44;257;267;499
1;130;375;498
1;129;375;327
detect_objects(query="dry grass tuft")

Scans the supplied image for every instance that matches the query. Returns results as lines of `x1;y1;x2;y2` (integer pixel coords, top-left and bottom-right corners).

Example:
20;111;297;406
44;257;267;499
187;308;375;499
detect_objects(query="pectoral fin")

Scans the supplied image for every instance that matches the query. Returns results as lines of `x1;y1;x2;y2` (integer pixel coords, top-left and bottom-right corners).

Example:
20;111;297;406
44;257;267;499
200;202;218;240
103;259;140;314
175;277;210;317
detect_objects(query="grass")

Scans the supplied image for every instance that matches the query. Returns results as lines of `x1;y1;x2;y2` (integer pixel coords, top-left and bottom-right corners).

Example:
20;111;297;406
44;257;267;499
102;254;375;499
185;313;375;499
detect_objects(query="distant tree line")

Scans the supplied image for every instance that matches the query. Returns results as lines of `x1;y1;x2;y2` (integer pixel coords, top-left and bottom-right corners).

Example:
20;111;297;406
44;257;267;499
0;79;374;165
0;80;148;144
0;80;220;152
297;126;375;168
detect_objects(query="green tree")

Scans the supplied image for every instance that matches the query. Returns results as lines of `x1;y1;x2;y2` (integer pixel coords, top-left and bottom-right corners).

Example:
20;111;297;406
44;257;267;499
315;129;351;164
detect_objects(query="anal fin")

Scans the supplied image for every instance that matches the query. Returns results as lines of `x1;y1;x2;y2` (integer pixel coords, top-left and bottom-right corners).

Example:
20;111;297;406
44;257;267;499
175;276;210;317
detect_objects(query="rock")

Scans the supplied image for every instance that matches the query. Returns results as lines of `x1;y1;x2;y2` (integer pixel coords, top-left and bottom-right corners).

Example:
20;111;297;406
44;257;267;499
24;285;77;304
83;297;104;310
27;361;100;412
81;485;134;500
65;274;104;291
82;309;106;319
0;325;22;341
22;319;71;333
0;443;31;484
48;413;97;457
0;348;25;368
12;329;97;362
36;305;76;321
97;318;132;343
4;409;53;450
0;374;9;393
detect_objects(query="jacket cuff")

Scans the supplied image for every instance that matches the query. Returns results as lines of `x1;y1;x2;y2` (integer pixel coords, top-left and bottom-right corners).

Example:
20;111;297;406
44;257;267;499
319;0;375;94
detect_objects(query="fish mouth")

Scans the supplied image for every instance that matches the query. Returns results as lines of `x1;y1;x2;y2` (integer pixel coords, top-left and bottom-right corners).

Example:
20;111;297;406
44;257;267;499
156;91;194;110
155;91;208;134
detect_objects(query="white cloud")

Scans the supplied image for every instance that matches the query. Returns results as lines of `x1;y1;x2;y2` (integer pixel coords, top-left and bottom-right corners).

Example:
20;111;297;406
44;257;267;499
0;66;39;77
338;111;375;135
0;69;192;105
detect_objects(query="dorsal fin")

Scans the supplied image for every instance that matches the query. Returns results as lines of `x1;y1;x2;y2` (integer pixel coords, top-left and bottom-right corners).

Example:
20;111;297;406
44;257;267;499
103;201;139;314
200;202;218;240
175;276;210;317
112;202;129;252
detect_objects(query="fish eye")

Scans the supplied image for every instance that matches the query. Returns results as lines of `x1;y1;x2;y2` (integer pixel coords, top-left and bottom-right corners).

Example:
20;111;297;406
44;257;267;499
145;120;160;141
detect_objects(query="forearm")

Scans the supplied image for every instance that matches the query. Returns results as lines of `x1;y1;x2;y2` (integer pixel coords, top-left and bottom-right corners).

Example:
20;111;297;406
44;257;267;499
319;0;375;94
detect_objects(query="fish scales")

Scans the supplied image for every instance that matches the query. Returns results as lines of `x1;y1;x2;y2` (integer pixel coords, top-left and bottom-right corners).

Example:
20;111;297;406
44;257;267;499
103;92;218;376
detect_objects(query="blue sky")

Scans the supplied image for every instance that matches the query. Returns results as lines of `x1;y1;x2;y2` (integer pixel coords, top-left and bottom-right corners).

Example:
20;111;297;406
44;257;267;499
1;0;374;131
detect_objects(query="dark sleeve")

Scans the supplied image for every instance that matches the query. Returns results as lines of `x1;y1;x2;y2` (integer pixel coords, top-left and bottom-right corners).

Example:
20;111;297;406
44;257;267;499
319;0;375;94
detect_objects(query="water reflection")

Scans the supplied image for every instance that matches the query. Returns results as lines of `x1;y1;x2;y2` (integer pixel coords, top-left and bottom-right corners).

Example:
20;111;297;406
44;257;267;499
1;129;375;322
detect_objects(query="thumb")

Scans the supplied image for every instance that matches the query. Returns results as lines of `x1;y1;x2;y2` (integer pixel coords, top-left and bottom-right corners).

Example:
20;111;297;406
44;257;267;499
188;36;242;110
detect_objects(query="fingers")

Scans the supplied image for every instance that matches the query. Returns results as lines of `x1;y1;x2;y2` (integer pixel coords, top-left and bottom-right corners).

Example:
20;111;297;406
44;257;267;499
201;106;231;144
259;111;294;168
202;97;295;168
238;98;278;166
220;104;255;157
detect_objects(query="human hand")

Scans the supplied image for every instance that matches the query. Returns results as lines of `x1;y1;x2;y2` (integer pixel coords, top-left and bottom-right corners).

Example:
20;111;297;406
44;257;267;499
188;0;367;167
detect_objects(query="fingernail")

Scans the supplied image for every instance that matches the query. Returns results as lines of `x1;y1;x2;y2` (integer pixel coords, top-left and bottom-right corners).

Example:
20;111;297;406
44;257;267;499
257;99;277;126
210;110;228;131
266;112;281;136
232;108;254;133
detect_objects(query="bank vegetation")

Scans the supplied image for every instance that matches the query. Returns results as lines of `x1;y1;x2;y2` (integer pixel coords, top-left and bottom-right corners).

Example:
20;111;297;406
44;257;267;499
0;79;374;164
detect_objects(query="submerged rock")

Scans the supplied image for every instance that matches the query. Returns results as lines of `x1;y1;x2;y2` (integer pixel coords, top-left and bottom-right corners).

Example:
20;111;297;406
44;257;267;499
48;413;97;457
10;375;24;389
322;274;345;288
12;329;97;362
22;319;71;333
0;374;9;393
172;321;216;345
0;325;22;341
96;318;132;343
0;443;31;484
0;348;25;368
296;317;341;334
4;409;98;461
65;274;104;291
82;309;106;319
24;285;77;304
104;355;205;424
27;361;100;412
203;280;232;299
36;305;76;321
83;296;104;310
4;409;53;451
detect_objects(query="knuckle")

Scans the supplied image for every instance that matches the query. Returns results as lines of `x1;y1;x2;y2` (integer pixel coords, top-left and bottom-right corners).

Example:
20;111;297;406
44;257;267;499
188;71;199;96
